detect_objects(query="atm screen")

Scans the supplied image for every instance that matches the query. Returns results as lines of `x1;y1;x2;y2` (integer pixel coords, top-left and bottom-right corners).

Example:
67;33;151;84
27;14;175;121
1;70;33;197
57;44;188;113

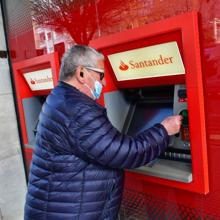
126;102;173;136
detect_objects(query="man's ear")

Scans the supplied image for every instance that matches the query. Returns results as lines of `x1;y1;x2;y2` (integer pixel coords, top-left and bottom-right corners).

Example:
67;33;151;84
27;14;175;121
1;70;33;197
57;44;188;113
75;66;85;84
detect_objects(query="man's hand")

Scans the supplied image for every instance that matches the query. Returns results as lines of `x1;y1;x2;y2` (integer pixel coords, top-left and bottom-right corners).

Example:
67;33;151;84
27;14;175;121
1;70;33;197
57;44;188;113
161;115;182;136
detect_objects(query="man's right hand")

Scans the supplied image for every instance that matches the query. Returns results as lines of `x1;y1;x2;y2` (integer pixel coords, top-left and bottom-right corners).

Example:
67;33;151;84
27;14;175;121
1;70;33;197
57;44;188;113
160;115;182;136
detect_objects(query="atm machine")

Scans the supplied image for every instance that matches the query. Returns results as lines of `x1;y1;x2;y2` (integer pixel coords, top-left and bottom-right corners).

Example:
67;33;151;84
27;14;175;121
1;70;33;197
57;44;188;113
90;12;209;194
12;52;60;170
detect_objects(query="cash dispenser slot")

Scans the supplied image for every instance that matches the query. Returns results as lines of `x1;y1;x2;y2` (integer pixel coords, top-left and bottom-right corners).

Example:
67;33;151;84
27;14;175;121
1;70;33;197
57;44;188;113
122;84;192;183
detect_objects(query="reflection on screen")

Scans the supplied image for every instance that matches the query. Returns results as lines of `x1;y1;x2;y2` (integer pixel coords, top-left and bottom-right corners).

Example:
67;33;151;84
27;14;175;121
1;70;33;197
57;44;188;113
127;103;173;136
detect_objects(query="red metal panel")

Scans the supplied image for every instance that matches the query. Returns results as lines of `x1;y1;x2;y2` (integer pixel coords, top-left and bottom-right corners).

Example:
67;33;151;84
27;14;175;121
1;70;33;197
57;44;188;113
90;12;209;194
24;148;33;173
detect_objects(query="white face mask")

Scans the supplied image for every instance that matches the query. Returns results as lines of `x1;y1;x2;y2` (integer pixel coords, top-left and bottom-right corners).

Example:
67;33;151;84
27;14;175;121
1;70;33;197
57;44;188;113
84;76;103;99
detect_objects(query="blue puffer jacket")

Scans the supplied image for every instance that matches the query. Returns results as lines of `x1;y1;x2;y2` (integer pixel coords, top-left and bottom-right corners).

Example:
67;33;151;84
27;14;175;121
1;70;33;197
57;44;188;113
24;81;169;220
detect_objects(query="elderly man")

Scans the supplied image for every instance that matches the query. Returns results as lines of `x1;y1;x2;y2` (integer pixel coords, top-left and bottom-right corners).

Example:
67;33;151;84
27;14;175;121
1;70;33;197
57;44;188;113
24;45;182;220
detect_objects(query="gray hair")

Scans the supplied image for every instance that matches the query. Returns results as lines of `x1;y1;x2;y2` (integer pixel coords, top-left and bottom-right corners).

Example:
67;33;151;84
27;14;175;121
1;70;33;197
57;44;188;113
59;45;104;81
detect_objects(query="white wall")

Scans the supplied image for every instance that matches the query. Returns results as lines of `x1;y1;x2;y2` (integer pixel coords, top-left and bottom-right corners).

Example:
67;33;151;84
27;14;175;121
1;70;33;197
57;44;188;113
0;4;26;220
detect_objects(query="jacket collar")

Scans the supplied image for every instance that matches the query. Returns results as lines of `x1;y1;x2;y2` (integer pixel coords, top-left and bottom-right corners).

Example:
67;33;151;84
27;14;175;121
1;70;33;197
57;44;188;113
58;81;105;111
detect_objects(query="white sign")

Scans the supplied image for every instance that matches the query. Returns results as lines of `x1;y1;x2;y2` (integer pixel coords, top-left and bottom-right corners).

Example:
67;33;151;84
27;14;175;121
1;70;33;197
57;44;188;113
23;68;54;91
107;41;185;81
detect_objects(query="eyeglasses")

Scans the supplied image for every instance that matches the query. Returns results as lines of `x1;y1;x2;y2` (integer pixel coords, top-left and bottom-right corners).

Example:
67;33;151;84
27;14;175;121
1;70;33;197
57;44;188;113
84;66;105;80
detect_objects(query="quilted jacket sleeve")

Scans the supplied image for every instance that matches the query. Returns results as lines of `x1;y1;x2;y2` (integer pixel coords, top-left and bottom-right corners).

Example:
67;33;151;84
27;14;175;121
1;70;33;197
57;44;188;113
67;102;169;169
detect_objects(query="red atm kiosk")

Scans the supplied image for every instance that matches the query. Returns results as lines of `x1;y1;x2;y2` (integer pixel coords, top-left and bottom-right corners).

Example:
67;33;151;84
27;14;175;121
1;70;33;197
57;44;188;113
12;53;60;169
90;12;208;194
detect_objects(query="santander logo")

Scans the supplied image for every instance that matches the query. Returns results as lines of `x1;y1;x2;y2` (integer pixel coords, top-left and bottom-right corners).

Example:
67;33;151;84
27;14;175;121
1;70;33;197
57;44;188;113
29;76;53;85
119;61;129;71
118;55;174;72
30;78;36;84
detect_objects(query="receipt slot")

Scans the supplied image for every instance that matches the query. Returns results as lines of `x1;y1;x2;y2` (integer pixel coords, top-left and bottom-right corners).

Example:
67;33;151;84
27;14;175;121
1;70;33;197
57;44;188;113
12;53;60;170
90;12;209;194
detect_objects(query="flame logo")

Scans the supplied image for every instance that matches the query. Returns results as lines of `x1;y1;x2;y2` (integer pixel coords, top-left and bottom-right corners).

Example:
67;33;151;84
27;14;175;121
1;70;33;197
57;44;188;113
119;61;129;71
30;78;36;84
